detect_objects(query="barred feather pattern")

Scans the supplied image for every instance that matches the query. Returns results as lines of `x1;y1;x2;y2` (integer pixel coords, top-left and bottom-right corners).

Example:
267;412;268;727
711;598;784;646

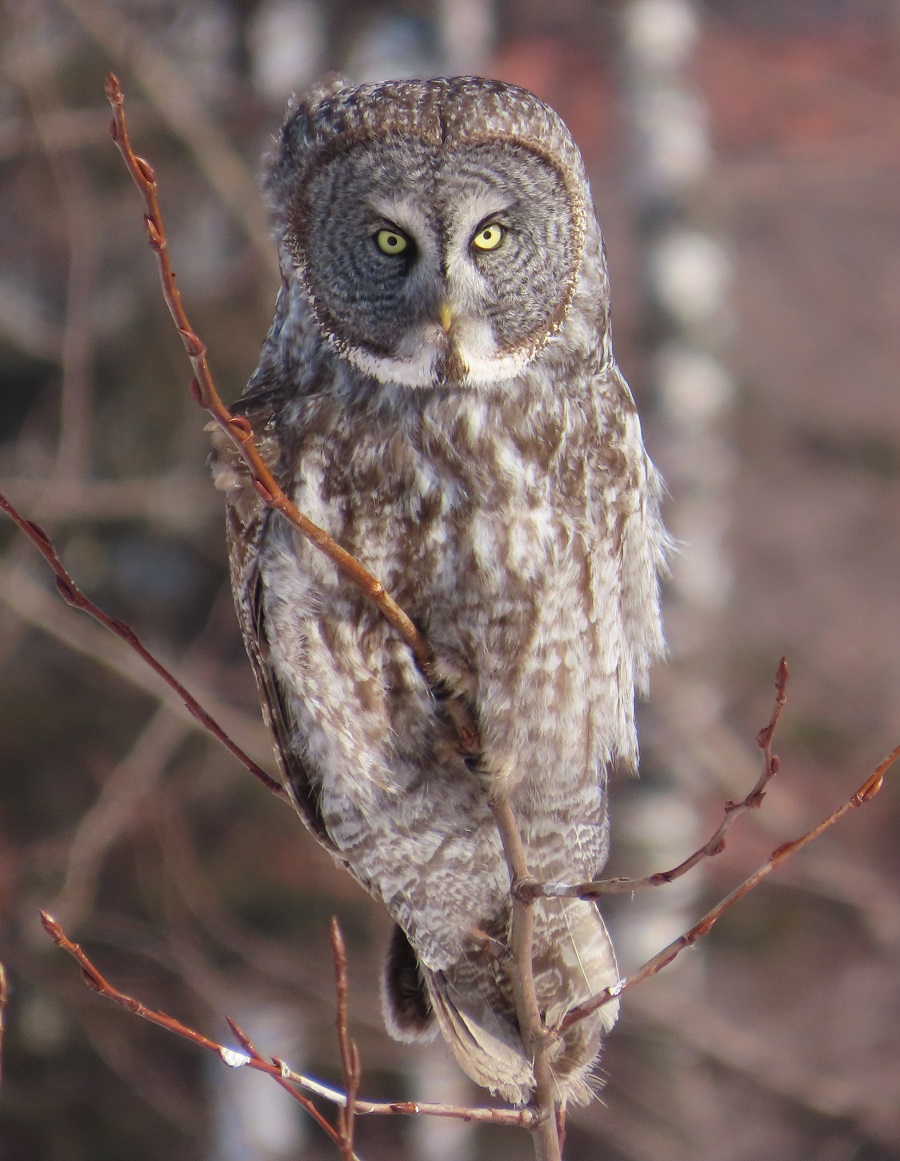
212;76;667;1107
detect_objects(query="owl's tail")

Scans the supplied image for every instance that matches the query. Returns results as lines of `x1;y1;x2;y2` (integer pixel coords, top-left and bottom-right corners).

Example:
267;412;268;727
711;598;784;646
382;899;619;1107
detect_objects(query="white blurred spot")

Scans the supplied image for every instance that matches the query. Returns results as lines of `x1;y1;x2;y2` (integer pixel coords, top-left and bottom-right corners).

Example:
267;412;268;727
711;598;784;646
623;0;698;70
219;1047;251;1068
650;230;732;325
249;0;325;101
657;345;736;425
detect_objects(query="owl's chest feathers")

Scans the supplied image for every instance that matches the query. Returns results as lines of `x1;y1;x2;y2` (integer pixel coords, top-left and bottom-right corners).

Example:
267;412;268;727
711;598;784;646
280;383;600;603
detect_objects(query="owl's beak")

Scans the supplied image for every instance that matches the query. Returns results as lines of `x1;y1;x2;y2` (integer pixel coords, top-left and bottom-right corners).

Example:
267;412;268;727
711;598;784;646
438;302;454;333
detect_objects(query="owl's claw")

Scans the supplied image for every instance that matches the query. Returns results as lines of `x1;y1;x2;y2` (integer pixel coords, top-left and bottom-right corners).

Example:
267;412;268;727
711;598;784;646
463;750;494;788
467;926;507;959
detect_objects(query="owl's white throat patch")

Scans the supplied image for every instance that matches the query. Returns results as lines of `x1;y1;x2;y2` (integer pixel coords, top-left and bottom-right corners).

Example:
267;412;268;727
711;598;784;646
340;324;534;389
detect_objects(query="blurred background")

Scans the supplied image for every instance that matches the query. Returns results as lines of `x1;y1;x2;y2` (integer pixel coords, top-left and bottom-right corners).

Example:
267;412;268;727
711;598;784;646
1;1;899;1158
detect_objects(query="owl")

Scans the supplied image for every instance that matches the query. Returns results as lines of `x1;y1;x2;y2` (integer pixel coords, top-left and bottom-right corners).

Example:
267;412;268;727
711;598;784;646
211;76;667;1108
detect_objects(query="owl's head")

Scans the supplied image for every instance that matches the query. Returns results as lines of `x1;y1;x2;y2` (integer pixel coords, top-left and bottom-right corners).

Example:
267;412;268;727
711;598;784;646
266;77;595;389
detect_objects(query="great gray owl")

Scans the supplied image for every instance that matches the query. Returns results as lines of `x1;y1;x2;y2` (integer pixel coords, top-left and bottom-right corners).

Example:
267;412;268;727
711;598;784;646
211;75;667;1107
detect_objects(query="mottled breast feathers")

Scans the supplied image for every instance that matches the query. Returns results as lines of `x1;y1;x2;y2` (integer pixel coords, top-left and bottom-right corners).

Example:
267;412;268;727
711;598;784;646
212;75;667;1107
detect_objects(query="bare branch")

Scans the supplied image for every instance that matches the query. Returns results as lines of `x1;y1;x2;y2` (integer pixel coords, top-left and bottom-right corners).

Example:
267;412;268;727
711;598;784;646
540;658;790;900
0;961;8;1089
489;795;562;1161
330;919;362;1161
40;911;535;1151
0;489;285;802
225;1016;348;1150
556;743;899;1035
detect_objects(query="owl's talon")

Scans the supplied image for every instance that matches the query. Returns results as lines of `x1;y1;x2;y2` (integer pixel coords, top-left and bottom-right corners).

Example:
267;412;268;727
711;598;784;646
467;926;507;959
463;751;494;786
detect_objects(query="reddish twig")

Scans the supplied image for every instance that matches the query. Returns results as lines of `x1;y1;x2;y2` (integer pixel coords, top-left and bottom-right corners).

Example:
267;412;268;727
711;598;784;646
102;74;484;754
222;1016;347;1150
555;743;899;1035
0;961;8;1088
39;911;535;1146
0;489;284;801
329;919;361;1161
489;796;561;1161
39;909;348;1150
539;658;791;901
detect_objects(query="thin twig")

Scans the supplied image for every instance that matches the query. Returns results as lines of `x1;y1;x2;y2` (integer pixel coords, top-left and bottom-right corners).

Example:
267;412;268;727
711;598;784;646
489;795;562;1161
0;961;8;1089
225;1017;347;1149
102;75;485;750
555;743;899;1035
0;489;284;801
538;658;790;900
330;919;361;1161
39;909;350;1152
39;912;534;1142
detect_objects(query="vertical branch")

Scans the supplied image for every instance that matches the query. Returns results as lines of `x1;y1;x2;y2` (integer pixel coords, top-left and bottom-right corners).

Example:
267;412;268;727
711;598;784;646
330;919;361;1161
10;12;96;481
0;962;8;1090
489;796;562;1161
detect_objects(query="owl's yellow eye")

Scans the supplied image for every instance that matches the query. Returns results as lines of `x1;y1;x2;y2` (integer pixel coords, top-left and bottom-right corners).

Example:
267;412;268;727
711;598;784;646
471;223;504;252
375;228;409;255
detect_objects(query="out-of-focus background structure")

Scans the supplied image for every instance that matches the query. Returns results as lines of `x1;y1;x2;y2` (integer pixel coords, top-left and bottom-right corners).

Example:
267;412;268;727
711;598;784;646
1;1;899;1158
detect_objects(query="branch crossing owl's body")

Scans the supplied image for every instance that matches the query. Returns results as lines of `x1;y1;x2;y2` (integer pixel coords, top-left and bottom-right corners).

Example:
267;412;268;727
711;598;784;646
212;76;667;1107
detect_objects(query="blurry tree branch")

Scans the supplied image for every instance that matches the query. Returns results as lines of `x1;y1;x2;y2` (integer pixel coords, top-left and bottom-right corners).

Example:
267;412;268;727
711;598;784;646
40;911;537;1156
538;658;789;900
0;554;266;758
0;474;219;532
58;0;279;275
0;963;7;1090
0;490;283;799
630;984;900;1147
556;741;898;1035
13;30;97;482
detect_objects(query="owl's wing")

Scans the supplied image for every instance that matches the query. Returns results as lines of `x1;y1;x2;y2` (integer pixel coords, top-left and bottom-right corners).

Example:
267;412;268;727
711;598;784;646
594;364;669;696
212;400;337;854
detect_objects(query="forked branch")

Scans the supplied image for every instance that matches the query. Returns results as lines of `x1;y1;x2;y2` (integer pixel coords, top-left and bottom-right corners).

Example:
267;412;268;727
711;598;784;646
39;911;536;1156
555;742;899;1035
536;658;791;901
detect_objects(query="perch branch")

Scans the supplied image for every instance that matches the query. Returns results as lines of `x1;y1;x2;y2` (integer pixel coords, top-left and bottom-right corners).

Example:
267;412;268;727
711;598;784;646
0;489;284;801
538;658;790;901
40;912;536;1147
103;73;480;758
489;795;562;1161
330;919;361;1161
0;962;7;1088
555;743;899;1035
